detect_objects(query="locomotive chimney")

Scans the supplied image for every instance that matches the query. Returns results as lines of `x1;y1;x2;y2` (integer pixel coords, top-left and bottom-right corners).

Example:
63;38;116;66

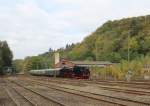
55;52;60;64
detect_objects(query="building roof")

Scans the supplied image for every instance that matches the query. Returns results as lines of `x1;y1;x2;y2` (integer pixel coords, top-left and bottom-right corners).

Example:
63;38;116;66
71;61;113;65
55;58;114;68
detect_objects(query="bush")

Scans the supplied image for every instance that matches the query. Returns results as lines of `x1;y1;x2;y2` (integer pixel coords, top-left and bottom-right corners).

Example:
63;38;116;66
90;56;150;80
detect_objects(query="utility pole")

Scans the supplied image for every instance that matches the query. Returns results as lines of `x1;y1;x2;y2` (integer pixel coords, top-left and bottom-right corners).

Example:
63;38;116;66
128;31;130;70
126;28;132;82
96;43;98;61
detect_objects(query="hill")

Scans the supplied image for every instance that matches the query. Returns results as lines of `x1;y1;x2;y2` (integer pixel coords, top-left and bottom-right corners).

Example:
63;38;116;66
59;15;150;62
13;15;150;73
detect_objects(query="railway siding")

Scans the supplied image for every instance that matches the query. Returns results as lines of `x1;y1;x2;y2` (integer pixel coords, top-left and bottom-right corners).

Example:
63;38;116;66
26;76;150;89
4;76;150;106
9;80;65;106
5;85;35;106
15;78;150;106
0;79;17;106
27;76;150;95
11;79;121;106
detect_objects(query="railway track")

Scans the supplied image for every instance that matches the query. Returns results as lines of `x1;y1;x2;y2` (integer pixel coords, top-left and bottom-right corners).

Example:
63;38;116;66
66;79;150;89
96;85;150;96
54;78;150;96
27;77;150;96
96;80;150;85
2;87;18;106
0;78;17;106
15;78;150;106
6;80;65;106
90;80;150;89
10;79;122;106
29;76;150;89
5;84;35;106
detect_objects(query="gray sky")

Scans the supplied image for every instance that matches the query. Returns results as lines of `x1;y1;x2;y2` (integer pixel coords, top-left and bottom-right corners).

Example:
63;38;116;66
0;0;150;59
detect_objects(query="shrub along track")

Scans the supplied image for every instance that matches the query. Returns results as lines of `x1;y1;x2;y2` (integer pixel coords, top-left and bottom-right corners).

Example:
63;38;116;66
11;77;150;106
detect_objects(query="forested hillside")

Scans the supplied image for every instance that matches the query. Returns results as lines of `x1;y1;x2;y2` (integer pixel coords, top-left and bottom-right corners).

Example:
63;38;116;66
61;15;150;62
14;15;150;73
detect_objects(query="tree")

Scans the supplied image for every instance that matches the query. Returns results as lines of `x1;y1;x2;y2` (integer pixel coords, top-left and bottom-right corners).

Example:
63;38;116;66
12;59;23;73
1;41;13;66
22;56;49;72
0;50;4;73
0;41;13;75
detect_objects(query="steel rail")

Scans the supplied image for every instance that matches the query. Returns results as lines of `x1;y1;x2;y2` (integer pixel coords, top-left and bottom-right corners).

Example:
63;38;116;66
27;79;150;106
9;80;66;106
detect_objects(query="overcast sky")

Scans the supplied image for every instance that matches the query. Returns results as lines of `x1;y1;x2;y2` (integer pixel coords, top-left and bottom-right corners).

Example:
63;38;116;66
0;0;150;59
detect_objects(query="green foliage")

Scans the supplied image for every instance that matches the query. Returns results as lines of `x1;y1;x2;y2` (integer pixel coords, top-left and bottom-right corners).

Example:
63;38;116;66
62;15;150;62
0;41;13;75
22;56;50;72
13;52;55;73
12;59;23;73
90;56;150;80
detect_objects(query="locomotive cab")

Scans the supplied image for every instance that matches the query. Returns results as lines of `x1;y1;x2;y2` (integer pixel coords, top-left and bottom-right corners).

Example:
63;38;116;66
73;66;90;79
